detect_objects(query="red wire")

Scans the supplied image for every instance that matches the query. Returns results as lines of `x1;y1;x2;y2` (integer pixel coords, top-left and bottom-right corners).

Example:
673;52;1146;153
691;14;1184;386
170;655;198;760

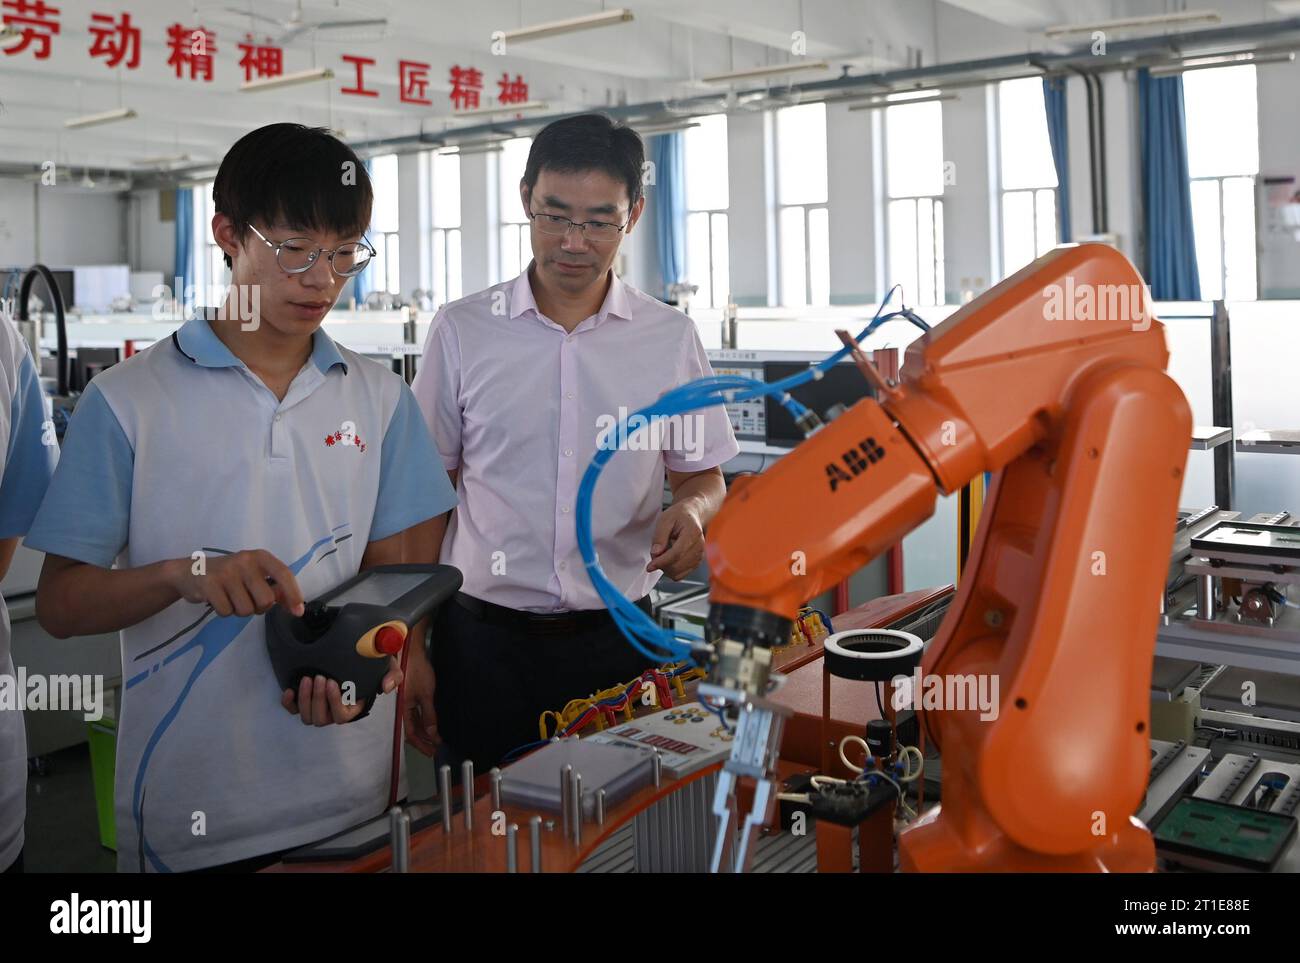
387;633;413;809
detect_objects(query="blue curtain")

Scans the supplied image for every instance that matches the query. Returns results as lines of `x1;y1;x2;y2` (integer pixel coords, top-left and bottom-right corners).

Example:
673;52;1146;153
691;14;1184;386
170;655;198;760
352;157;375;305
1042;76;1072;243
173;187;193;310
650;132;686;300
1137;68;1201;300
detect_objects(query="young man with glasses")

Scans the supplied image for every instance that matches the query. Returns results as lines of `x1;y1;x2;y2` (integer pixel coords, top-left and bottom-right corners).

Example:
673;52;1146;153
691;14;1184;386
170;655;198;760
408;113;738;771
25;124;456;872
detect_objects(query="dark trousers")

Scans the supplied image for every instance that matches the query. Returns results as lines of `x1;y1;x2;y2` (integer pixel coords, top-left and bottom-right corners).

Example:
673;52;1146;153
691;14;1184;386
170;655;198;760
432;596;656;772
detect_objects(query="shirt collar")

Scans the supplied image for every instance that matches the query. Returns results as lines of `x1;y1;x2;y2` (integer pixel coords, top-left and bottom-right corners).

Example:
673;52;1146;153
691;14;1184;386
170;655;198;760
509;263;633;326
174;309;348;376
308;327;349;375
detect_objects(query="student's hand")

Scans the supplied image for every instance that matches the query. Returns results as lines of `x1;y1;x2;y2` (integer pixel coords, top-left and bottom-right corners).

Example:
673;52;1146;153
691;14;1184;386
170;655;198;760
402;646;440;755
646;502;705;581
281;659;404;726
168;549;306;618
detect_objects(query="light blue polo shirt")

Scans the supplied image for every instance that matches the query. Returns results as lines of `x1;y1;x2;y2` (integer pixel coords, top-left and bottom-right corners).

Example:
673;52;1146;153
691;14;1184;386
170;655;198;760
25;312;456;872
0;315;58;871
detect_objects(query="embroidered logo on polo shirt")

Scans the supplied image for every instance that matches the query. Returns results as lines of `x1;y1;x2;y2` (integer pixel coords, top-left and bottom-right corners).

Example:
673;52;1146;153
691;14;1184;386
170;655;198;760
324;420;366;453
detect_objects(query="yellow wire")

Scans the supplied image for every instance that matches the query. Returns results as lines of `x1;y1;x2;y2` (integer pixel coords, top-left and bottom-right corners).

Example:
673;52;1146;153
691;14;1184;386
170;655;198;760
536;663;707;737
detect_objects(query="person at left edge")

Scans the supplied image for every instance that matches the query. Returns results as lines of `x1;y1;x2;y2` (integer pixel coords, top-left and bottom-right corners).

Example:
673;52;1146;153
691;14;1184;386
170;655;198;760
0;312;59;875
24;123;457;872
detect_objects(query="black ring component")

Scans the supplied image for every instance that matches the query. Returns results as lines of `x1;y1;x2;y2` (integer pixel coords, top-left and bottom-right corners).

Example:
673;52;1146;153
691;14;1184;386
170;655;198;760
823;630;923;682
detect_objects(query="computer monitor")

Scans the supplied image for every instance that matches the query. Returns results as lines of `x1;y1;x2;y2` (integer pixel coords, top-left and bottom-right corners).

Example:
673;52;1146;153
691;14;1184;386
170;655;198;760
762;361;874;448
3;266;74;313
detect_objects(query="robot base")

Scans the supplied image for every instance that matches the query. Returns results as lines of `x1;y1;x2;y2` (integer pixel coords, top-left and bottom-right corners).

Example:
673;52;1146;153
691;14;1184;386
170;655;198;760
899;805;1156;872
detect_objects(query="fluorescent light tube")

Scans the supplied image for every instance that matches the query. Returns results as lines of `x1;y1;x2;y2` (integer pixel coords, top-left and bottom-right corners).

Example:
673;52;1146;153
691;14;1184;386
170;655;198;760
1045;10;1221;39
497;8;633;44
702;60;830;84
64;107;138;129
240;67;334;93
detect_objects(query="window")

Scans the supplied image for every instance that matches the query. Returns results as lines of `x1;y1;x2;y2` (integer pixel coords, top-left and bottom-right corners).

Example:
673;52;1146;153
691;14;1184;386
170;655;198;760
369;153;401;296
1184;64;1259;301
775;102;829;307
191;184;225;307
885;97;945;305
430;150;462;307
684;114;730;309
997;77;1059;277
498;137;533;281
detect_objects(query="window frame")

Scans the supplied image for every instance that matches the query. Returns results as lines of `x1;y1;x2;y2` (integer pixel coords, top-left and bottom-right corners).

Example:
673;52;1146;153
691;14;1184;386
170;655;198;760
882;99;947;306
683;115;731;308
1189;173;1259;302
773;103;830;308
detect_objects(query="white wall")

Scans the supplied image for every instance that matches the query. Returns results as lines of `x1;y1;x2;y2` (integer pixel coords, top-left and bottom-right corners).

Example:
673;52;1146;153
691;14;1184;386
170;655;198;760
398;153;425;298
1258;58;1300;298
940;86;996;300
725;110;776;307
126;189;174;277
0;179;126;268
459;151;497;295
826;101;878;304
620;183;659;297
1102;71;1141;265
0;179;36;268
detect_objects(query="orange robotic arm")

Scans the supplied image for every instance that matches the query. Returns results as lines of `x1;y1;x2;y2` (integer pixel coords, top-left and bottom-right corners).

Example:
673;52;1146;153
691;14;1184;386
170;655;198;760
703;244;1191;871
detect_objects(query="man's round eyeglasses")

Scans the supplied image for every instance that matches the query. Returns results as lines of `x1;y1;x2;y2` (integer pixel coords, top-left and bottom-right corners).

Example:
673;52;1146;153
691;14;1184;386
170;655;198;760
527;208;629;242
247;223;375;277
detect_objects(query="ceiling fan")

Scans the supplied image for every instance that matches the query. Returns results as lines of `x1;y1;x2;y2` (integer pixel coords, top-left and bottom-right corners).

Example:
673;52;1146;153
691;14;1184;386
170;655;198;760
218;1;387;45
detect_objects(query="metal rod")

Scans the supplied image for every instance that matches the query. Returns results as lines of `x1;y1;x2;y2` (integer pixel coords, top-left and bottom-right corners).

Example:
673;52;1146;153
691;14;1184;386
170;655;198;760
461;759;475;831
1197;573;1216;621
489;767;502;811
388;806;409;873
1210;300;1235;511
438;764;453;833
560;764;573;839
506;823;518;873
396;812;411;873
529;815;543;873
595;788;606;826
652;750;662;788
572;771;583;847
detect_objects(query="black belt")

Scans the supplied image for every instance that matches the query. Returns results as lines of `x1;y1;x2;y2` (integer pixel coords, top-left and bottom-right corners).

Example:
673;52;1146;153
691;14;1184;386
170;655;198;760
453;592;652;635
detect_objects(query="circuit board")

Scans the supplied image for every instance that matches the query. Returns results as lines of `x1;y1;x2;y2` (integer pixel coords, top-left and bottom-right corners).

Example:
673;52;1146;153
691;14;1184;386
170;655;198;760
1153;796;1297;871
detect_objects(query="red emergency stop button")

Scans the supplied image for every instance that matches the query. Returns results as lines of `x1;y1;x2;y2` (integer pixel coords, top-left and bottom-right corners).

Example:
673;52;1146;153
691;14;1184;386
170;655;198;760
375;625;405;655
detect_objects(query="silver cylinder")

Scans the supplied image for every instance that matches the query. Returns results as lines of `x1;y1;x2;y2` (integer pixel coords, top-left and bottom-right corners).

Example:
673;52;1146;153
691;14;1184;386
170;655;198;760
489;767;502;811
652;751;662;788
438;764;453;833
571;771;583;847
388;806;407;873
396;812;411;873
505;823;518;873
1197;574;1216;621
529;815;543;873
461;760;475;831
595;788;606;826
560;764;573;839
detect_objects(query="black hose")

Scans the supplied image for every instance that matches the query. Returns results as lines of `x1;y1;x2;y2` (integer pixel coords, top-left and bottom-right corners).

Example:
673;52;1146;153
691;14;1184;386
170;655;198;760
16;264;68;396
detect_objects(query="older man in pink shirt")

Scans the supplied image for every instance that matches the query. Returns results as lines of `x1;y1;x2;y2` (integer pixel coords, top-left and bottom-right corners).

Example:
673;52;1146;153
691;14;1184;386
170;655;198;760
406;114;738;770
